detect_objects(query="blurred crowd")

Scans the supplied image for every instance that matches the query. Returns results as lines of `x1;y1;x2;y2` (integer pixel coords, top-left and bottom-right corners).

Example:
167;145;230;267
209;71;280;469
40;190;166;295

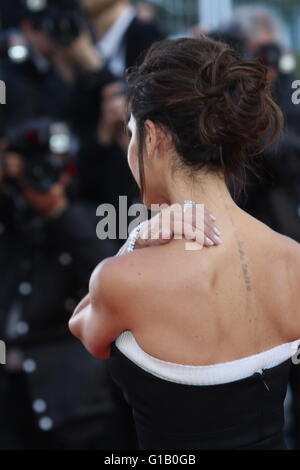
0;0;162;450
0;0;299;450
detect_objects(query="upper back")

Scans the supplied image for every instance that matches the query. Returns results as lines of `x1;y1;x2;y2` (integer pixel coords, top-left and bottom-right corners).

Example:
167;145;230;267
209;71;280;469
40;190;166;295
115;209;300;365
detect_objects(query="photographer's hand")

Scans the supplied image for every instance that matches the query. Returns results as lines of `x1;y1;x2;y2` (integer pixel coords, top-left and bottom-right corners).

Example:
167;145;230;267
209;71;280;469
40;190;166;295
2;152;24;182
0;151;68;218
64;33;104;71
97;82;127;146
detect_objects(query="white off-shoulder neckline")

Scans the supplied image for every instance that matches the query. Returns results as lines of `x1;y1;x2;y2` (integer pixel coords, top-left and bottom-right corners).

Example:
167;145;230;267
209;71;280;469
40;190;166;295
115;330;300;385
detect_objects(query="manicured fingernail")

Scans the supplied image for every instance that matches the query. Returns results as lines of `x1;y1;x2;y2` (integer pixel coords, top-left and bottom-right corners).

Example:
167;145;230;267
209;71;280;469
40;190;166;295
213;235;223;244
209;214;216;221
214;227;221;236
205;237;214;246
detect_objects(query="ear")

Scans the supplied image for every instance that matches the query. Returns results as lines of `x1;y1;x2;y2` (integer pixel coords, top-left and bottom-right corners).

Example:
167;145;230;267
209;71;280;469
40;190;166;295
144;120;159;158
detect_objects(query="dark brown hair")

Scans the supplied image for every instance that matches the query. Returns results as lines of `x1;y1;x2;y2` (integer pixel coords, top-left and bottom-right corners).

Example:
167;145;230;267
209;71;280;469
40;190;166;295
126;36;284;196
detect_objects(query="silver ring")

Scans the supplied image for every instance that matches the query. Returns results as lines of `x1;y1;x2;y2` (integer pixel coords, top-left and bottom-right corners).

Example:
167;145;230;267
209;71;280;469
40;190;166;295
183;200;196;212
184;200;196;205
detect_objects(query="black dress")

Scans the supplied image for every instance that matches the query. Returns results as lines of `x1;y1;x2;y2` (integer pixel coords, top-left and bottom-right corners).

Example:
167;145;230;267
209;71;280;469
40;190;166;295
108;332;299;450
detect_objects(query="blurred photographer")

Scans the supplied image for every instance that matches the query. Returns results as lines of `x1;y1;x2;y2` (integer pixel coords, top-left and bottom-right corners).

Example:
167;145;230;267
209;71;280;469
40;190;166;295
0;0;142;216
0;0;117;136
0;119;138;449
78;80;139;226
82;0;163;78
75;0;162;214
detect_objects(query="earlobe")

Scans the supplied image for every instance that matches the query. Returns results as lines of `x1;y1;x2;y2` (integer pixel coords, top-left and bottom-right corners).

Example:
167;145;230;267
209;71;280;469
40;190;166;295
145;120;162;161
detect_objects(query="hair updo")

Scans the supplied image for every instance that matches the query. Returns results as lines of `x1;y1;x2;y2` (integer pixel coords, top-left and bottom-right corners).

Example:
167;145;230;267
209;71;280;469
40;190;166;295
126;36;283;195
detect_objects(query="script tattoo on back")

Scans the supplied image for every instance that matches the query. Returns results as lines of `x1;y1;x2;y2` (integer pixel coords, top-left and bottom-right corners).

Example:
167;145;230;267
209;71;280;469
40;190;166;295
217;183;252;294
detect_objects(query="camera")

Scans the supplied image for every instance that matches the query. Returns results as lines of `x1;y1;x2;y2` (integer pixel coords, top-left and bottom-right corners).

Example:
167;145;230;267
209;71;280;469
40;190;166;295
21;0;86;46
5;118;76;192
256;43;281;70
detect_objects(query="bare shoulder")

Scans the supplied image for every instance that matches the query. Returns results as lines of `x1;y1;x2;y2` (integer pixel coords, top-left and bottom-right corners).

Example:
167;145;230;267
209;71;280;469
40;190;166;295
271;233;300;317
247;213;300;266
238;213;300;304
276;233;300;276
90;246;163;285
89;245;172;320
275;232;300;262
257;220;300;281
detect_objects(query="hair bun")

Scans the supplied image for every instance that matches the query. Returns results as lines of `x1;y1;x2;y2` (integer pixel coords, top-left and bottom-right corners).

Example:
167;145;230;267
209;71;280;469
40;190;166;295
127;36;284;190
197;49;279;153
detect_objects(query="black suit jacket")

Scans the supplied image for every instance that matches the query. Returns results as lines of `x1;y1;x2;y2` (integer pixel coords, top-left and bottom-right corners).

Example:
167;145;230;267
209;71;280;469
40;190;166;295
124;17;164;70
